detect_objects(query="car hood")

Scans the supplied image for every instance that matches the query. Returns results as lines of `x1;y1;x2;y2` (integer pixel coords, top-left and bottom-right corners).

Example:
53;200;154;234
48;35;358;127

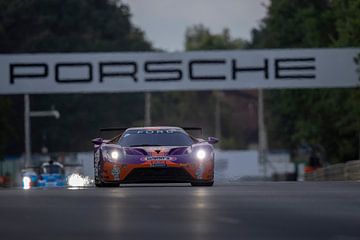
125;146;189;156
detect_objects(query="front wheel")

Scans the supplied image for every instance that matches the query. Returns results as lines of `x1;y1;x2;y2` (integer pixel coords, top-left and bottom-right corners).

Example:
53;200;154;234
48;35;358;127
95;178;119;187
191;181;214;187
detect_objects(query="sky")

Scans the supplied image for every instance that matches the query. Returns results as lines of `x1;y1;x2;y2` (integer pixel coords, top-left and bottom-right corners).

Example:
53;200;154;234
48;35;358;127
121;0;270;52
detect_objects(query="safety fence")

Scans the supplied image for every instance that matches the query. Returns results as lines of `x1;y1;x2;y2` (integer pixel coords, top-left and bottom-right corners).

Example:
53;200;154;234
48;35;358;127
305;160;360;181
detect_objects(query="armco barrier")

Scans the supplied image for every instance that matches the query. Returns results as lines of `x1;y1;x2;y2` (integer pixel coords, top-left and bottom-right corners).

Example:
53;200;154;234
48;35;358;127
305;160;360;181
325;163;346;181
345;160;360;180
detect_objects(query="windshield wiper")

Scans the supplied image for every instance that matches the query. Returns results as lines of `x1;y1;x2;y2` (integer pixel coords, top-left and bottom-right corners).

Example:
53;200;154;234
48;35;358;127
129;144;162;147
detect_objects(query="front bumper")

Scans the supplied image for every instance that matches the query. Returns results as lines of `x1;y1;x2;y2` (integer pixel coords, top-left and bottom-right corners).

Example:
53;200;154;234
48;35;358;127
123;167;194;183
100;160;214;183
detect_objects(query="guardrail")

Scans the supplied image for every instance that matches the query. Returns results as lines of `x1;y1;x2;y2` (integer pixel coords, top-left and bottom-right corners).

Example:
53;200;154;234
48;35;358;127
305;160;360;181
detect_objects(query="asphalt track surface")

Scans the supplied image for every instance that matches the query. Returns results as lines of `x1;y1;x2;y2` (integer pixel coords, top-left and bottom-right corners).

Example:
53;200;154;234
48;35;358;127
1;182;360;240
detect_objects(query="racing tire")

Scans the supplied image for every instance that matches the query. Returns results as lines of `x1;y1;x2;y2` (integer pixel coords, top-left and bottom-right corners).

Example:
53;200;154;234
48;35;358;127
191;181;214;187
95;180;119;188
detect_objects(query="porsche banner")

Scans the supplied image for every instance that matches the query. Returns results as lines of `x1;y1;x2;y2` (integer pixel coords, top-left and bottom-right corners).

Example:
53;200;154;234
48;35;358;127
0;48;359;94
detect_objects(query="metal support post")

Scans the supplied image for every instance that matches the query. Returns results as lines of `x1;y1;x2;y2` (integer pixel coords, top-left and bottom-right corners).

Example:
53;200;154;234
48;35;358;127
258;89;268;178
145;92;151;126
24;94;31;167
215;91;222;146
24;95;60;168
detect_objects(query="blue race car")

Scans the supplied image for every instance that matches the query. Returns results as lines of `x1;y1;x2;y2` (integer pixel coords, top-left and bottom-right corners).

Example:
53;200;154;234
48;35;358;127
22;160;66;189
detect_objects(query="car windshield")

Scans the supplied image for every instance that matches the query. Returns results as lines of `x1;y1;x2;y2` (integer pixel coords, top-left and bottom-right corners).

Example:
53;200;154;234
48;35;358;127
118;129;194;147
43;165;62;174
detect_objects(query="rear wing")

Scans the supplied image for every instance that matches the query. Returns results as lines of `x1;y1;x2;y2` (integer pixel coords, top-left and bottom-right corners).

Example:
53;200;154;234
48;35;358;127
98;127;128;141
182;127;203;138
98;126;203;139
100;127;202;134
100;127;128;132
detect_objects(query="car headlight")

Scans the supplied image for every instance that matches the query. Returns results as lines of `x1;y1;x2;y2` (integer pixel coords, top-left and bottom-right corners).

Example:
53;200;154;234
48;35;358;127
111;151;119;160
104;149;123;162
196;149;206;161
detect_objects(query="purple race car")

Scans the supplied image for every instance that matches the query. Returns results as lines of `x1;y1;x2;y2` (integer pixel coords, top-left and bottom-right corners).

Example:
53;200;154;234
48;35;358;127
92;126;218;187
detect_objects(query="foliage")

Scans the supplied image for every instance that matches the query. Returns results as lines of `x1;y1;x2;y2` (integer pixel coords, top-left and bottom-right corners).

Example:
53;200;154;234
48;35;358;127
250;0;360;163
0;98;13;158
332;0;360;47
0;0;151;52
249;0;335;49
152;25;256;149
152;91;216;135
185;24;245;51
0;0;152;154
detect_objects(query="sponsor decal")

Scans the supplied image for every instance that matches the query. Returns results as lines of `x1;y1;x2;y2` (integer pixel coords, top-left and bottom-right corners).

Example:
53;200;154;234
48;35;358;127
111;166;120;181
151;161;167;168
1;49;359;95
136;129;175;134
142;156;176;161
7;57;318;86
196;165;205;180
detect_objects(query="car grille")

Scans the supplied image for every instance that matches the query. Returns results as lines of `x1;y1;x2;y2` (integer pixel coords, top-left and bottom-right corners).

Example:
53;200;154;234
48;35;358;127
124;167;193;183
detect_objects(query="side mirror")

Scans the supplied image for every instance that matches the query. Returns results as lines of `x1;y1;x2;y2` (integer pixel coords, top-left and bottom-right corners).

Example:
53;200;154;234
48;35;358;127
92;137;103;145
207;137;219;144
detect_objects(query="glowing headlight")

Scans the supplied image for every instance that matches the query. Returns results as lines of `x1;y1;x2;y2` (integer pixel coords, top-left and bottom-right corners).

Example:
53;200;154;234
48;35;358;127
104;148;123;162
196;149;206;161
111;151;119;160
22;176;31;189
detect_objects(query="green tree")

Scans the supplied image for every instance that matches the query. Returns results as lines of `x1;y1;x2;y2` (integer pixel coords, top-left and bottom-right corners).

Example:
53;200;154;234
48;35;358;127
0;0;151;52
249;0;335;49
0;0;152;154
332;0;360;47
185;24;245;50
153;25;258;149
250;0;360;163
